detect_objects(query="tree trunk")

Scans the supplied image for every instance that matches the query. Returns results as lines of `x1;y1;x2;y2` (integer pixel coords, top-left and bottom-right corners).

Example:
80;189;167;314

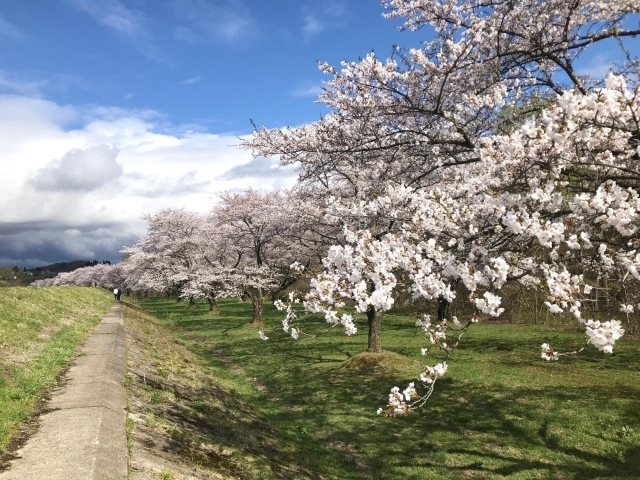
207;296;220;314
437;296;449;322
366;306;383;353
248;287;264;323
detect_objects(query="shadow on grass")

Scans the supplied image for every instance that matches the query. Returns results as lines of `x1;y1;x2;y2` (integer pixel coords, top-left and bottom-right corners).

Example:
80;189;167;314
291;377;640;479
125;301;325;480
134;296;640;480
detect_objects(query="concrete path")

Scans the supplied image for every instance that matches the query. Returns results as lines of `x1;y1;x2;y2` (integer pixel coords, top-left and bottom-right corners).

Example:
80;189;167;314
0;303;128;480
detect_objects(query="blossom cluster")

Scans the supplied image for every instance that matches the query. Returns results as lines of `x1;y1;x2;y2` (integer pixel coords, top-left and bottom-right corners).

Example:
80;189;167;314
274;292;306;340
540;344;559;362
584;320;625;353
377;383;417;416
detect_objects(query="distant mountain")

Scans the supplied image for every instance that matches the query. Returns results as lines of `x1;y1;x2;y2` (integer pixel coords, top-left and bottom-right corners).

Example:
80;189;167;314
32;260;89;274
30;260;110;274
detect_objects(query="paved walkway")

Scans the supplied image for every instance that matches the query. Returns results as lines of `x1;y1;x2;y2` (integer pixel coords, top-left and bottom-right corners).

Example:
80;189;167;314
0;303;128;480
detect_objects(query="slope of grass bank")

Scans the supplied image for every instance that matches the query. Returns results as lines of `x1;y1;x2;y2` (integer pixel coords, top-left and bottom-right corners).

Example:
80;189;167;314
136;296;640;480
123;301;324;479
0;287;112;453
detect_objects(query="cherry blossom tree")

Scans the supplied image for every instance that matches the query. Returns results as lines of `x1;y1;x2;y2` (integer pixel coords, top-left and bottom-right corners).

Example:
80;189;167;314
32;262;127;290
210;189;319;323
244;0;640;409
122;209;242;310
372;73;637;414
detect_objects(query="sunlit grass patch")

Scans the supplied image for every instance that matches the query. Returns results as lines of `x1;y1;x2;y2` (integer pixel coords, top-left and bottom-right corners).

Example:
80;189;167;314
0;286;112;452
136;296;640;479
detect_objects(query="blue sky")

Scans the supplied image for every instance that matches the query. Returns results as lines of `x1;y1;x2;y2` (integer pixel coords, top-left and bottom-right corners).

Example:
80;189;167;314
0;1;637;267
0;0;415;132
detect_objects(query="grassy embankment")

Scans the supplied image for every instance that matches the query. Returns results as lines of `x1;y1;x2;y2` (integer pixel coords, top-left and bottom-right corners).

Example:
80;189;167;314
0;287;112;452
134;296;640;480
123;301;329;479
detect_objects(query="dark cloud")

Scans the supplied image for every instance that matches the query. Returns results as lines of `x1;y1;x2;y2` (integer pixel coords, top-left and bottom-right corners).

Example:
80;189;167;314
0;220;139;268
218;157;297;180
29;145;123;192
0;219;121;235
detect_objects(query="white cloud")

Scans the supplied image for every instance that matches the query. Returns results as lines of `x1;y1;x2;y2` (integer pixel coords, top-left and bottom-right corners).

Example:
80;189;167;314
302;16;325;40
301;2;346;42
181;75;202;85
70;0;144;36
323;2;346;17
576;53;613;79
0;15;21;38
0;95;297;266
69;0;164;61
218;157;297;181
291;82;323;98
29;145;123;192
123;170;210;198
171;0;257;44
0;71;48;96
0;70;93;97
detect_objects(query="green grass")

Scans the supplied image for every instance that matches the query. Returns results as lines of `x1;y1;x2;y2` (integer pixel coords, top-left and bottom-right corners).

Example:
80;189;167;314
136;296;640;480
0;286;112;451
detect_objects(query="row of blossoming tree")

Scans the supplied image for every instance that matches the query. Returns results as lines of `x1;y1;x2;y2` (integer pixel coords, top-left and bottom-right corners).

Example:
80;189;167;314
34;189;325;324
37;0;640;414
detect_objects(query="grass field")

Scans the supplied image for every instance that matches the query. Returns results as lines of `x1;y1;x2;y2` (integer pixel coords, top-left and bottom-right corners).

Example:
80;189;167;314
134;296;640;480
0;287;112;452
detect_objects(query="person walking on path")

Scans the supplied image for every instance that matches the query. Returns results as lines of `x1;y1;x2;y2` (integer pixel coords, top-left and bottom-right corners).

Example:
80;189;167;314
113;288;119;301
116;288;122;301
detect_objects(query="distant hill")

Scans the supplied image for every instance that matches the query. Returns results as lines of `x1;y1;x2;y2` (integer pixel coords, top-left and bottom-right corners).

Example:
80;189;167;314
33;260;88;274
1;260;98;286
0;261;114;287
30;260;111;274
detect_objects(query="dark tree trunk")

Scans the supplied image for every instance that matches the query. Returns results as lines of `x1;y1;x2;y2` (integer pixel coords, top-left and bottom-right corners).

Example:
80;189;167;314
437;296;449;322
207;296;220;314
366;306;383;353
247;287;264;323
